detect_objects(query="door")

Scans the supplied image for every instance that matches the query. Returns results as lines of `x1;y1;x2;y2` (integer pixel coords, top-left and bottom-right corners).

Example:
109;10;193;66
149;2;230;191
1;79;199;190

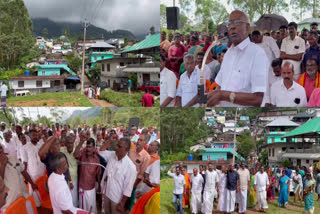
297;159;301;167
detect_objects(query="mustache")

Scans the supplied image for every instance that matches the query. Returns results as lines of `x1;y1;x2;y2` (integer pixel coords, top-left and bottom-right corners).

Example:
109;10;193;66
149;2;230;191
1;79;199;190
284;77;290;81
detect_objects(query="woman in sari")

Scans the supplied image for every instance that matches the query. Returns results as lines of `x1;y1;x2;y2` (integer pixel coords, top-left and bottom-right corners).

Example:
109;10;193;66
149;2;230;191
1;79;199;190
247;168;257;207
303;174;314;214
278;170;290;208
293;167;303;202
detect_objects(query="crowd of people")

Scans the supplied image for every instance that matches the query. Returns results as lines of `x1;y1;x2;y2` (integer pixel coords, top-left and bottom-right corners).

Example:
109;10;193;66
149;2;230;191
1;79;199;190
85;86;101;100
168;161;320;214
160;9;320;107
0;122;160;214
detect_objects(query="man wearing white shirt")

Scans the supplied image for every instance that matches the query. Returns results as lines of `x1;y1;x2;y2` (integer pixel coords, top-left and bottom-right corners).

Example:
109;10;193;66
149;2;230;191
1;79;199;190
48;152;77;214
160;55;177;107
254;166;269;213
217;165;227;212
190;168;203;214
237;162;250;214
99;137;137;214
264;58;283;106
176;54;202;107
280;22;306;80
0;82;8;107
270;61;307;107
22;129;46;207
201;163;219;214
2;132;17;159
207;10;269;107
167;165;185;214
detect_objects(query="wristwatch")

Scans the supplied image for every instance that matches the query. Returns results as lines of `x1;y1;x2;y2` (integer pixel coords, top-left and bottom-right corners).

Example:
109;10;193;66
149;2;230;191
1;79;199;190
229;92;236;103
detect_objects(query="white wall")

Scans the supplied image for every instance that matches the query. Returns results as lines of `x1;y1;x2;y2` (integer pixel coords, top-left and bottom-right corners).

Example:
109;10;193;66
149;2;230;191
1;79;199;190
10;79;51;90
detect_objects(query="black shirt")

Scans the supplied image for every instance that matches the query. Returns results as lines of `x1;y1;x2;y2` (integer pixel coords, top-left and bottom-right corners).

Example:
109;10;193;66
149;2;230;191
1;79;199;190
226;170;239;191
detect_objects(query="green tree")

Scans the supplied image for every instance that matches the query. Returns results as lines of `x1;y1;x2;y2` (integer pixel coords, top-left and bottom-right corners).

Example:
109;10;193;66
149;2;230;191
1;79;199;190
227;0;288;21
42;28;49;39
128;74;137;89
160;4;167;30
160;108;209;155
65;52;82;73
290;0;313;21
90;63;101;84
150;26;155;35
236;131;256;159
0;0;35;70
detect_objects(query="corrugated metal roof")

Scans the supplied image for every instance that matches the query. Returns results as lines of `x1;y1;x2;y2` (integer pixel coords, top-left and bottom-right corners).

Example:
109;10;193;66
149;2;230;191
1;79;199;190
121;33;160;53
90;42;115;49
266;118;299;127
283;117;320;138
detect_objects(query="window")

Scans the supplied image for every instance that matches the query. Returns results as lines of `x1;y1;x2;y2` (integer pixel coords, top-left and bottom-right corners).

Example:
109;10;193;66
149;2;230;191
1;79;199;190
272;148;275;157
102;64;105;72
18;81;24;88
269;148;271;156
282;147;286;151
36;80;42;87
54;80;60;86
101;56;104;59
107;64;110;72
94;56;97;60
306;160;309;164
120;62;125;66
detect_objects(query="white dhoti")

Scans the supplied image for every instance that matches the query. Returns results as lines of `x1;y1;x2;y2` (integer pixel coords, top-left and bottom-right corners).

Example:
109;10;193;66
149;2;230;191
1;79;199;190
79;187;97;214
201;189;215;214
217;188;226;212
225;189;236;213
28;183;41;207
238;189;248;213
257;190;268;209
70;180;79;207
191;192;202;214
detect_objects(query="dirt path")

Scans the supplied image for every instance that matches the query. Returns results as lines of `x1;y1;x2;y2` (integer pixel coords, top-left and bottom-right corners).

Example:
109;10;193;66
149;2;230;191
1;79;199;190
89;98;115;107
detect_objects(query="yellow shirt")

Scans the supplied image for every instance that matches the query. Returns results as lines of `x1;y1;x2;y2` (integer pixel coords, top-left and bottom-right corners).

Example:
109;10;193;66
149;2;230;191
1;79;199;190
61;147;78;182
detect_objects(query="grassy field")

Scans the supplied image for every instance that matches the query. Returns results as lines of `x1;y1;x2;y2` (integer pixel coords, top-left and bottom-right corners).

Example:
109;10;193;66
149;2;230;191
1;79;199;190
7;92;94;107
100;89;160;107
161;178;320;214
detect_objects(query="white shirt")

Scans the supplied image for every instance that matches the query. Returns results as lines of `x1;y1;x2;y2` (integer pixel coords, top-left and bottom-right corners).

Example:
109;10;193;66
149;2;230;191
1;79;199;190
99;150;137;203
191;173;204;194
254;172;269;192
176;68;209;107
0;84;8;97
280;36;305;79
270;80;307;107
263;74;282;105
216;37;269;106
256;36;280;65
167;171;185;194
195;64;211;82
48;172;76;214
219;173;227;191
21;141;46;181
2;139;17;159
204;170;219;190
160;67;177;107
145;160;160;185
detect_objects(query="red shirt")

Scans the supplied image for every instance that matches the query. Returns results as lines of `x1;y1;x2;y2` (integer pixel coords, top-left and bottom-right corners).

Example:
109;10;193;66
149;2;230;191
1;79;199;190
142;93;154;107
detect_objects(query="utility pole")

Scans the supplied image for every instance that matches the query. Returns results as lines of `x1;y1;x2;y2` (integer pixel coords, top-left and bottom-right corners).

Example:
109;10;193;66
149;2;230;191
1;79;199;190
232;108;238;165
81;19;90;94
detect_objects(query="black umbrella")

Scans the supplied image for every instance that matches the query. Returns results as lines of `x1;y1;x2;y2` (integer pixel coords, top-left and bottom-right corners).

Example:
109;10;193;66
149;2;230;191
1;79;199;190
255;14;288;32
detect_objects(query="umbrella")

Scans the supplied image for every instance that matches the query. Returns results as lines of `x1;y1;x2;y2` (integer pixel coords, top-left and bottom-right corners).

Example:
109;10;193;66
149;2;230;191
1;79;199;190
217;22;228;36
255;14;288;32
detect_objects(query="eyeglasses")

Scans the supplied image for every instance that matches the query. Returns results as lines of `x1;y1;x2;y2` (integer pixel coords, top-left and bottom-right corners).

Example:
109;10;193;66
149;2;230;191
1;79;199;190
227;20;248;28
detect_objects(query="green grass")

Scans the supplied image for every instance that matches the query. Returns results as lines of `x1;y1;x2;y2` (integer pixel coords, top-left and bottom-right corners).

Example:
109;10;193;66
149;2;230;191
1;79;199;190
160;178;320;214
100;89;160;107
7;92;94;107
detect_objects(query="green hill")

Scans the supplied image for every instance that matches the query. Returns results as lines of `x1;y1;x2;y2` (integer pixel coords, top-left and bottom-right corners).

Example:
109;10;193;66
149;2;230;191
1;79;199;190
32;18;136;40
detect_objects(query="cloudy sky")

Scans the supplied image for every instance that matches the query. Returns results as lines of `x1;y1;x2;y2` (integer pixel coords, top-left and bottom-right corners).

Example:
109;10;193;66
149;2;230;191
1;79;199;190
24;0;160;35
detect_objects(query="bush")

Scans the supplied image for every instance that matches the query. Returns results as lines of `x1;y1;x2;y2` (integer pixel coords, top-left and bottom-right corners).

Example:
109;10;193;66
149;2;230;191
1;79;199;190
100;89;160;107
160;152;189;165
0;69;24;80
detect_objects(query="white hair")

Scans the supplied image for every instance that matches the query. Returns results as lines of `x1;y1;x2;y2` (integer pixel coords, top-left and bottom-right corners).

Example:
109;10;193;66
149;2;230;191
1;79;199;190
183;54;195;64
